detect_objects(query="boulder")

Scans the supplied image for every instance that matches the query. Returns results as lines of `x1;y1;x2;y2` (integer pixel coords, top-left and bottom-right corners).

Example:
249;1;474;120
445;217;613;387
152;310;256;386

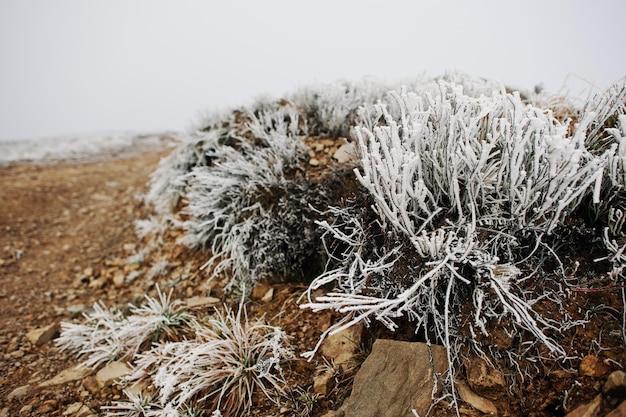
339;339;448;417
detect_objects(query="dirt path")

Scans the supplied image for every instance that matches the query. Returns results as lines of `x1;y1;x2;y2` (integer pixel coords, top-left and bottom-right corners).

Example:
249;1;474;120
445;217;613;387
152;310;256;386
0;150;168;415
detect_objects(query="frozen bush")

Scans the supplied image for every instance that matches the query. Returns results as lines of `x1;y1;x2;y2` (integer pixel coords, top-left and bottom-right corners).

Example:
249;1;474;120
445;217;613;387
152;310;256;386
302;81;608;395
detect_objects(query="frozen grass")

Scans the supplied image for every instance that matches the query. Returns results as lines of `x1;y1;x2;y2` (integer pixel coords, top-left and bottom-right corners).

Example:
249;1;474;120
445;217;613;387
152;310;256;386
122;302;293;416
57;286;193;368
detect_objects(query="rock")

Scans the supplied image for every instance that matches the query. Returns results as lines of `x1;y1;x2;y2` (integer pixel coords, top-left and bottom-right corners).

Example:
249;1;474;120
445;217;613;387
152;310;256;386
466;355;506;400
112;272;126;287
313;370;336;396
320;323;363;365
96;361;132;387
186;296;220;308
252;283;271;301
19;405;33;415
606;399;626;417
456;379;498;415
7;384;31;400
38;366;91;387
26;322;60;346
309;158;320;167
63;402;94;417
605;371;626;398
565;394;603;417
261;287;274;302
580;355;611;377
82;376;100;395
339;340;448;417
332;143;358;164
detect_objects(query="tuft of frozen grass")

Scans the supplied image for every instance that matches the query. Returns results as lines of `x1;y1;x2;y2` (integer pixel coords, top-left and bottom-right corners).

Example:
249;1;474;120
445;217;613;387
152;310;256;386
126;302;293;417
57;286;193;368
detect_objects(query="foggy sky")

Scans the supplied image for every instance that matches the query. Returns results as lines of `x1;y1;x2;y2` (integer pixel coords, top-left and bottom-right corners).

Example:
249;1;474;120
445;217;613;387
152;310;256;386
1;0;624;140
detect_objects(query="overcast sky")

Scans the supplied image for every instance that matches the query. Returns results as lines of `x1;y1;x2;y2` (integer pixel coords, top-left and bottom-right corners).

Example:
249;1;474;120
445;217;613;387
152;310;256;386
0;0;624;141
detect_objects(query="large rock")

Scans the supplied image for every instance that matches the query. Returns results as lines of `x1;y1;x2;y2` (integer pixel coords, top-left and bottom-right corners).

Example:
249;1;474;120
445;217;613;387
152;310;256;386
339;339;448;417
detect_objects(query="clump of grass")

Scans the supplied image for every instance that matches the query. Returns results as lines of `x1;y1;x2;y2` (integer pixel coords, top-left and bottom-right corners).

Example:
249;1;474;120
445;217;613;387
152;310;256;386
125;302;293;417
57;286;193;368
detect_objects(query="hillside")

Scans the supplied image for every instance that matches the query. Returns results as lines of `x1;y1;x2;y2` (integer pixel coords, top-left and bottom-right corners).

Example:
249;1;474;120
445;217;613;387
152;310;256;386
2;72;626;417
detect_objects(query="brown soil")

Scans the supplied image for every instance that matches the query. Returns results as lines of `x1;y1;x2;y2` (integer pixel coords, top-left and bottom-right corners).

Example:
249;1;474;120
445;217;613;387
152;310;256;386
1;148;626;416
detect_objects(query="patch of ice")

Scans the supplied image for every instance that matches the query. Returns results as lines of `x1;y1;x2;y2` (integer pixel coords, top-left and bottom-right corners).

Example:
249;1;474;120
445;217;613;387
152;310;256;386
0;131;181;165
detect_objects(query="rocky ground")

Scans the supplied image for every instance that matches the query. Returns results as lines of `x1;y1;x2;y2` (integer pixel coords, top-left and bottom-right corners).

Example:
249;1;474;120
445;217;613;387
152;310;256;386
2;145;626;417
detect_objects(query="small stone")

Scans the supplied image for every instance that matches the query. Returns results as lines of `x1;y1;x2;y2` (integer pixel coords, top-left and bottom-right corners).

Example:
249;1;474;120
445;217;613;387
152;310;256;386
604;370;626;398
332;143;358;164
580;355;611;377
112;273;126;287
7;384;31;400
309;158;320;167
83;267;93;277
186;296;220;308
19;405;33;415
565;394;603;417
313;370;335;395
456;379;498;415
82;376;100;395
320;323;363;365
88;278;105;289
261;287;274;302
26;322;60;346
38;366;91;388
35;404;55;414
466;355;506;400
63;402;94;417
96;361;132;387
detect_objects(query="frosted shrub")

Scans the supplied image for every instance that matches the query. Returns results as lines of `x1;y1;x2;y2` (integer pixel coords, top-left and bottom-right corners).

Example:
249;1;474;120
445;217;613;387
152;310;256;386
303;82;607;384
126;303;293;417
181;110;324;291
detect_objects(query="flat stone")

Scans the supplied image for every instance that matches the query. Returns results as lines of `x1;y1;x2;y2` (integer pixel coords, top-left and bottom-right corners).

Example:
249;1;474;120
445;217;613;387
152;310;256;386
456;379;498;415
7;384;32;400
605;371;626;398
565;394;603;417
466;355;506;400
96;361;131;387
332;143;358;164
309;158;320;167
321;323;363;365
313;370;336;395
63;402;94;417
26;322;60;346
186;296;220;308
38;366;91;388
340;340;448;417
19;405;33;415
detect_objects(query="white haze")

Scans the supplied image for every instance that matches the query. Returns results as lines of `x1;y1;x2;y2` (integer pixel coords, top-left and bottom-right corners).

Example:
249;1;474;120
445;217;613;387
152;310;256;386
0;0;624;141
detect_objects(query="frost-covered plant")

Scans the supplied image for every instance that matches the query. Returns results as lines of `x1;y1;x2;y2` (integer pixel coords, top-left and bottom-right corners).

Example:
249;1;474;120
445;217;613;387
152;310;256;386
126;303;293;417
57;301;125;368
302;82;608;400
57;287;193;368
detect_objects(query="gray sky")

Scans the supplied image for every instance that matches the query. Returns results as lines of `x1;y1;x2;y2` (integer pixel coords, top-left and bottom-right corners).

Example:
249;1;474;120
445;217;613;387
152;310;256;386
1;0;624;140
